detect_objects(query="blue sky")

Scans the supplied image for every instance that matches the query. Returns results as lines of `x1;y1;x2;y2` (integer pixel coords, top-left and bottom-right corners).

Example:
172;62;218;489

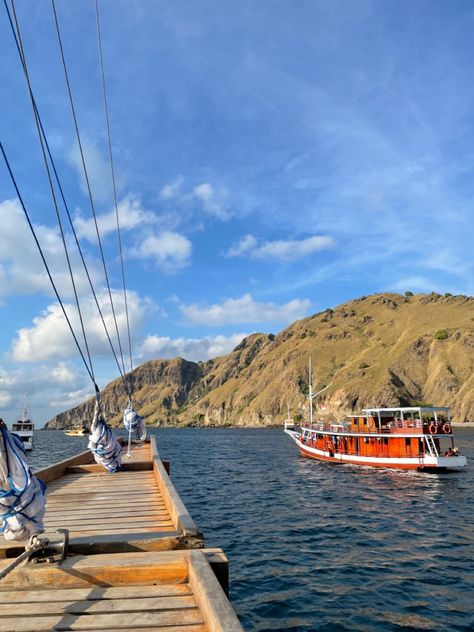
1;0;473;425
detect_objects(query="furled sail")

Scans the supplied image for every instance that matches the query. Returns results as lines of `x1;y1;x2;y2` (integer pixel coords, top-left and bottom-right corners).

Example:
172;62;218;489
0;422;46;541
87;403;122;473
123;404;146;442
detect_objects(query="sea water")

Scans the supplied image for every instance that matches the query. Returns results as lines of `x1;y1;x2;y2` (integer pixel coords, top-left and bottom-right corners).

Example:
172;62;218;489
29;427;474;632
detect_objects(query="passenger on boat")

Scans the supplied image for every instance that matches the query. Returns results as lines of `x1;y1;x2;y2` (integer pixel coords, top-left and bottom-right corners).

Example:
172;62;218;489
444;447;455;457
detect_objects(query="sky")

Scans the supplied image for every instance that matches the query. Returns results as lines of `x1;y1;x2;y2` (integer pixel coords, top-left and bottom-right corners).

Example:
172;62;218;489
1;0;474;426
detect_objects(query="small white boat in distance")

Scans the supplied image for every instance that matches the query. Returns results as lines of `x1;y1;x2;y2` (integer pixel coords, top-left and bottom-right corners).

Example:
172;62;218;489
11;399;34;451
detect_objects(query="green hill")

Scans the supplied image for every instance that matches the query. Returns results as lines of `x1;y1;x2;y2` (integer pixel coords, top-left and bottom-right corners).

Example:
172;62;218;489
45;292;474;429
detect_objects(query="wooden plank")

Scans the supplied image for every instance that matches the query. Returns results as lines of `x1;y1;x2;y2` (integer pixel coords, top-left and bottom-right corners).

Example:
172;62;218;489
0;550;190;591
67;462;153;473
34;449;94;483
47;484;156;494
63;525;175;536
46;472;156;482
44;505;168;515
46;490;157;499
65;532;184;555
0;609;204;631
45;497;164;506
82;627;205;632
150;438;201;539
0;594;197;616
0;583;192;603
188;551;244;632
43;518;175;529
44;508;171;520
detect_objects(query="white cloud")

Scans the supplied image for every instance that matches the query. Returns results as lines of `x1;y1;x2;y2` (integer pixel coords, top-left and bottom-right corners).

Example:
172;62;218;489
159;176;183;200
129;231;192;272
51;362;76;384
139;332;249;362
68;138;113;204
159;177;230;220
0;363;91;427
180;293;311;325
192;183;229;219
227;234;334;261
75;195;156;242
11;289;149;362
0;392;12;407
49;387;92;409
0;198;102;298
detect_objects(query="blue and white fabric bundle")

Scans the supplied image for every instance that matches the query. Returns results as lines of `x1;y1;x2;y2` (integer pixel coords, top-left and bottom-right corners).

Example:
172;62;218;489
123;404;146;442
0;424;46;541
87;404;122;474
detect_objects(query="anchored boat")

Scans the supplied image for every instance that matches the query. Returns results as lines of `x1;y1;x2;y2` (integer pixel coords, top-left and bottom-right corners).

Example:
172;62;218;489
11;401;34;452
64;427;90;437
285;406;467;471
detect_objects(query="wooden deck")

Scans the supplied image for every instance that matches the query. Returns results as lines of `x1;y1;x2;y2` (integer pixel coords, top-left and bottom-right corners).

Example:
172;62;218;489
0;549;243;631
0;435;243;630
0;438;203;558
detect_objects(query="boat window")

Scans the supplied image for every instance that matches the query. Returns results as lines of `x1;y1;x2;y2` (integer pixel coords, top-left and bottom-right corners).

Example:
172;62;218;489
383;438;388;445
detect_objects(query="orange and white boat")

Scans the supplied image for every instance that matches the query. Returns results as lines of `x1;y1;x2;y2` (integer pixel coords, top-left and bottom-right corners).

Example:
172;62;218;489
285;406;466;471
284;363;466;471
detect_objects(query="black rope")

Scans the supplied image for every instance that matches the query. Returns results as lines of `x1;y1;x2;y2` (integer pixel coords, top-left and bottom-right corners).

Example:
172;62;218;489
95;0;134;397
0;140;98;392
51;0;128;381
8;0;96;389
3;0;132;400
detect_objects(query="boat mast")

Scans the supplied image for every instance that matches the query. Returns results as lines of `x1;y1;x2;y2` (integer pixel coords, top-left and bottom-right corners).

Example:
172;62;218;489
22;393;29;422
307;358;332;426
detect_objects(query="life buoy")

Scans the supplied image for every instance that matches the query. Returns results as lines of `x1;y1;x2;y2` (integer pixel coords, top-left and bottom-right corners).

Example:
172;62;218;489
429;423;437;434
443;423;451;434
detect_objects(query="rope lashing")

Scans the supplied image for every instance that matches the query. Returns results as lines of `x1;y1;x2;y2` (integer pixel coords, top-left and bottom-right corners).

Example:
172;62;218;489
0;528;69;581
0;421;46;542
123;403;146;458
87;402;122;473
0;533;48;581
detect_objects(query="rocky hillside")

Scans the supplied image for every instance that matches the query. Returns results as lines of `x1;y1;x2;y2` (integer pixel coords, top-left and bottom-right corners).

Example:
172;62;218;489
45;292;474;429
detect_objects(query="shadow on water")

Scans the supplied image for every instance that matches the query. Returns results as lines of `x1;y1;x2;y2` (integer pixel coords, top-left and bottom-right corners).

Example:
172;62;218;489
30;427;474;632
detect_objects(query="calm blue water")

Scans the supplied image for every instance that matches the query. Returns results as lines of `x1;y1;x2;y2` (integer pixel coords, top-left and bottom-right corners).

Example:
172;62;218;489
29;428;474;632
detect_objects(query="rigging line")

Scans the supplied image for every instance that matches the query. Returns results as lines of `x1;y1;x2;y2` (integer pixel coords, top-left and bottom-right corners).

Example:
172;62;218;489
95;0;134;398
8;0;96;387
51;0;128;382
3;0;132;398
0;140;98;394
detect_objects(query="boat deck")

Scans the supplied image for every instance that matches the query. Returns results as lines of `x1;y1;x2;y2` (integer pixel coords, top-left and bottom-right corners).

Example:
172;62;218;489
0;438;203;557
0;549;242;631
